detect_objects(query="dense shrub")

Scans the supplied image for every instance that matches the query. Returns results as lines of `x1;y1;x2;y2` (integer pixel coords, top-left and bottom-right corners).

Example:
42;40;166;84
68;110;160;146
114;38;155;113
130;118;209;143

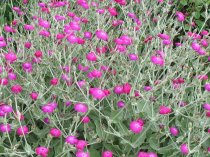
0;0;210;157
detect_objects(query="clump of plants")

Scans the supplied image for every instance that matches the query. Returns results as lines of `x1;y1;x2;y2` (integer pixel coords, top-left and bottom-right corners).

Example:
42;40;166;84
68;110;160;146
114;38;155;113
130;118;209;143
0;0;210;157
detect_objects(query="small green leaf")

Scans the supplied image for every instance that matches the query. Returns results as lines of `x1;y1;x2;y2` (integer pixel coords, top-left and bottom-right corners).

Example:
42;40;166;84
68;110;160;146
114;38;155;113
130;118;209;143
193;12;200;19
89;148;100;157
180;0;187;6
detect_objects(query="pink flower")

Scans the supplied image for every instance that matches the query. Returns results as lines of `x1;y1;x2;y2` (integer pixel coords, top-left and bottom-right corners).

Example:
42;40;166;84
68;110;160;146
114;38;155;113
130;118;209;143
201;30;209;36
65;135;78;145
197;48;206;55
157;0;164;3
30;92;39;100
56;33;65;40
144;86;152;91
55;15;66;21
38;19;51;29
123;83;132;94
11;85;23;94
89;88;106;100
159;105;172;114
81;116;90;123
7;72;16;80
67;34;78;44
22;62;33;72
97;9;105;14
180;143;189;155
150;55;164;66
0;124;11;133
117;101;125;108
0;40;7;48
207;147;210;153
76;152;90;157
39;30;51;37
158;33;170;40
162;39;172;45
116;45;127;53
203;103;210;111
35;146;49;157
74;103;88;113
0;78;9;86
191;42;201;51
16;125;29;136
204;83;210;92
41;104;55;114
50;78;59;86
69;22;81;31
114;85;124;94
5;52;17;63
4;25;16;33
1;105;13;113
201;39;209;47
129;120;144;134
120;35;133;45
86;52;97;61
89;69;102;78
114;0;127;5
137;151;149;157
49;128;62;138
169;127;179;136
148;152;158;157
176;11;185;22
128;54;138;61
196;75;208;80
76;140;88;150
96;30;108;41
84;31;92;39
102;150;113;157
108;7;118;16
24;24;34;31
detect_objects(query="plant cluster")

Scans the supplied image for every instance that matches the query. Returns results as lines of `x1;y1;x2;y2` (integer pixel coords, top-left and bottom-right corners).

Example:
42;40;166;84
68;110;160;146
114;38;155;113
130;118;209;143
0;0;210;157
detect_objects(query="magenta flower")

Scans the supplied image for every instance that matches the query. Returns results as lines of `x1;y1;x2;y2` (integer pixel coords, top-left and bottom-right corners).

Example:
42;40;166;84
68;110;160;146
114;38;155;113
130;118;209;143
191;42;201;51
89;88;106;100
102;150;113;157
75;140;88;150
0;40;7;48
204;83;210;92
39;30;51;37
24;24;34;31
49;128;62;138
128;54;138;61
169;127;179;136
176;11;185;22
38;19;51;29
117;101;125;108
11;84;23;94
129;120;144;134
5;52;17;63
84;31;92;39
35;146;49;157
65;135;78;145
86;52;97;61
150;55;164;66
180;143;189;155
96;30;108;41
123;83;132;94
16;125;29;136
74;103;88;113
203;103;210;110
76;151;90;157
159;105;172;114
0;124;11;133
